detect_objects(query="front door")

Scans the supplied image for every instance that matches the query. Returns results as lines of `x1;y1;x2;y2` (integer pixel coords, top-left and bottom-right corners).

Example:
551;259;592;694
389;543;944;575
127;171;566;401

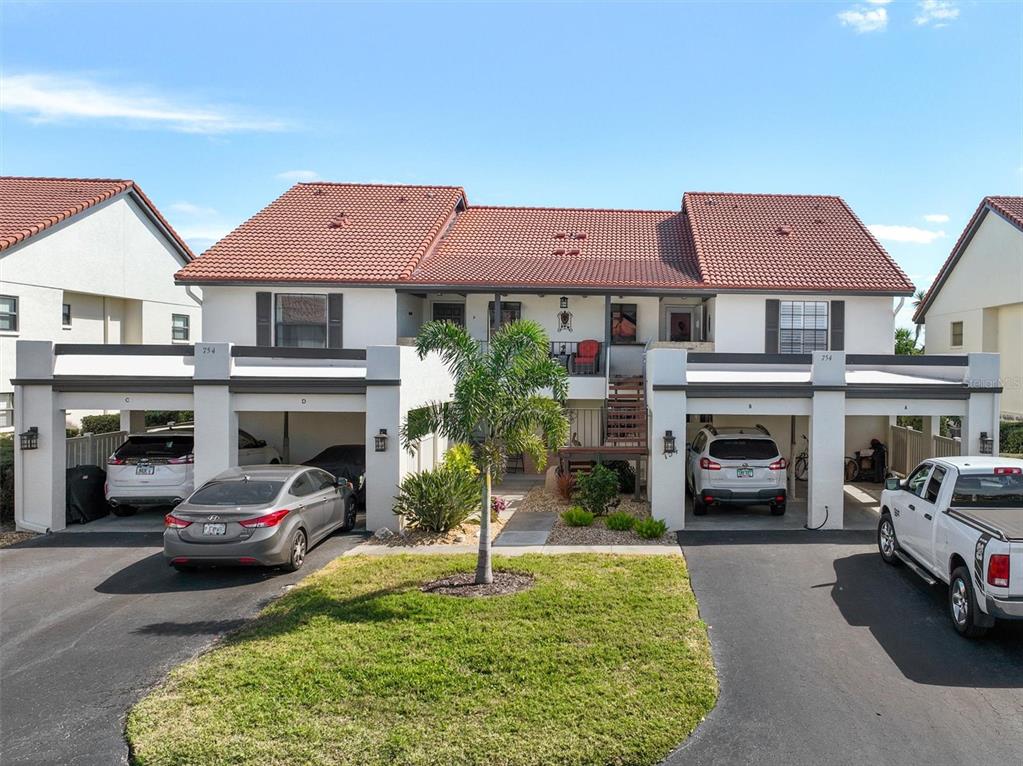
667;310;693;342
432;302;465;327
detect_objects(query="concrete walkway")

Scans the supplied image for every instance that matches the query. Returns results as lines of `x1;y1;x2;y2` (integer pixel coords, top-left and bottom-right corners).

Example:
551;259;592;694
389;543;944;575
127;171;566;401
492;510;556;546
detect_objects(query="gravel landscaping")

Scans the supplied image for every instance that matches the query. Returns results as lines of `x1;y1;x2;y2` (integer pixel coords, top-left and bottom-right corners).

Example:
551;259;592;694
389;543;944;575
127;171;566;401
0;522;36;548
519;486;677;546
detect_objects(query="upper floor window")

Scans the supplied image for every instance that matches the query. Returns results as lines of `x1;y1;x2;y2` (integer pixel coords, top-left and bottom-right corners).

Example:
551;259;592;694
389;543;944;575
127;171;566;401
172;313;190;341
780;301;828;353
950;321;963;347
611;303;638;344
0;295;17;332
62;303;72;328
487;301;522;336
275;294;327;348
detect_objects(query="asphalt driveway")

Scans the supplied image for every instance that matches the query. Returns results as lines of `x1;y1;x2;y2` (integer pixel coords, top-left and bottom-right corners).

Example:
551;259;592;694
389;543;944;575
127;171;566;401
667;530;1023;766
0;527;365;766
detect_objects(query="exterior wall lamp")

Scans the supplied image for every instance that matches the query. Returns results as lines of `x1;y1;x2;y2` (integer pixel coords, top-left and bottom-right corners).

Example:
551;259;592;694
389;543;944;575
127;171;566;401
19;427;39;450
662;430;677;457
979;432;993;455
374;428;389;453
560;296;569;309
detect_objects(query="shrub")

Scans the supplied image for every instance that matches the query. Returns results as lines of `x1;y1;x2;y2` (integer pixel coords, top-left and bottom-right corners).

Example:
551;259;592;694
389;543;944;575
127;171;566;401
605;511;635;531
0;436;13;523
556;471;576;502
1001;421;1023;455
575;464;619;516
80;414;121;434
393;466;480;533
443;442;480;477
634;518;668;540
561;506;594;527
604;461;636;494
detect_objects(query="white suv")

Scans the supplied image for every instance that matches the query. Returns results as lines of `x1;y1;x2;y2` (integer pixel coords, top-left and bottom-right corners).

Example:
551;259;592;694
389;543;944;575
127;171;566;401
687;425;788;516
105;428;280;515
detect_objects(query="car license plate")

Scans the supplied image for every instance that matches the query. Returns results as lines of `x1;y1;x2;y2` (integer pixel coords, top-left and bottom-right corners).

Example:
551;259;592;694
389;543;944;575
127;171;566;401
203;523;226;536
736;467;755;478
136;465;155;475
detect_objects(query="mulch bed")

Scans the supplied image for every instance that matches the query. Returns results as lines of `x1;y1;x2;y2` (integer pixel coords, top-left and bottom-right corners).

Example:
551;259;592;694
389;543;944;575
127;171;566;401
421;571;535;597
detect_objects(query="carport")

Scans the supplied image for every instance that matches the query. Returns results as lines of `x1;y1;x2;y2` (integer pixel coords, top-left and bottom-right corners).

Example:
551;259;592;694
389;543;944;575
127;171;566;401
12;341;453;533
646;347;1002;530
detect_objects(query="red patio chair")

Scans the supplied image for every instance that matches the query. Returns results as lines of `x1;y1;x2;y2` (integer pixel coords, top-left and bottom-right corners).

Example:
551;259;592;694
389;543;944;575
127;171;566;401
573;340;601;375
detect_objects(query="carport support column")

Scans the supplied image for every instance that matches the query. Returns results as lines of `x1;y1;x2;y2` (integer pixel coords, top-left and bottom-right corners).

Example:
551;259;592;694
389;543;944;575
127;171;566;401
365;346;403;533
192;343;237;489
119;410;146;434
963;353;1001;456
808;351;846;530
646;347;687;530
13;341;66;532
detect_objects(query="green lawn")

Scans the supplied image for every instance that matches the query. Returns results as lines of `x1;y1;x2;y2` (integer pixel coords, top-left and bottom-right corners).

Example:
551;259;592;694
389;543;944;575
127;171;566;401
128;554;717;766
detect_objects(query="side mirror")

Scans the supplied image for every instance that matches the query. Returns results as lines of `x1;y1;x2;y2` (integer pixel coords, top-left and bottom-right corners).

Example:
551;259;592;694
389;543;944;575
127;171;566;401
885;477;901;491
685;442;692;451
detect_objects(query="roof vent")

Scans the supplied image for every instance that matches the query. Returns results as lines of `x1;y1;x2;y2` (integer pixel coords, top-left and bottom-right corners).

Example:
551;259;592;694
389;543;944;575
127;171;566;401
814;218;824;225
328;214;350;229
554;232;567;239
567;249;581;257
397;194;409;203
311;188;325;196
776;225;792;236
573;232;588;240
553;249;566;256
425;191;435;198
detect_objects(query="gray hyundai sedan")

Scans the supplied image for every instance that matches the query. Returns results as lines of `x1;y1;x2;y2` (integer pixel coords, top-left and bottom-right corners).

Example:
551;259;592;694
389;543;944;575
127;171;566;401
164;465;357;572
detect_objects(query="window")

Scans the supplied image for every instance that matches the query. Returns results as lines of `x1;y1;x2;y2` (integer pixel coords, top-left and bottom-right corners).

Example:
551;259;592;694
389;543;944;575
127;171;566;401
780;301;829;353
950;321;963;347
708;438;780;461
925;466;947;504
289;471;318;497
487;301;521;334
0;393;12;429
0;295;17;332
432;302;465;326
611;303;638;344
171;314;190;341
312;469;336;491
62;303;72;328
188;481;283;506
275;294;327;348
951;472;1023;508
905;463;932;498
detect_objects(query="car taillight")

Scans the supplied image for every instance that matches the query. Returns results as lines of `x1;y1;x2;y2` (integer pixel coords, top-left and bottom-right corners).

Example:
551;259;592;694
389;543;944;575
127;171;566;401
987;554;1010;588
168;453;194;465
994;467;1022;475
107;455;125;465
164;513;192;528
239;509;291;528
769;458;788;471
700;457;722;471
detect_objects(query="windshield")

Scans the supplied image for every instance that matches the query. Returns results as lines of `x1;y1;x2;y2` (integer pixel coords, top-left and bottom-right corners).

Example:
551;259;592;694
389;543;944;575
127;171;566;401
188;481;283;506
708;439;779;461
951;473;1023;509
114;435;193;459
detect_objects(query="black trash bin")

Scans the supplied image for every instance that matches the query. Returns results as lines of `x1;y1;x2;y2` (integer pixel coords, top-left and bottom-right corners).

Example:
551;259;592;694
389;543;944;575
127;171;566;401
66;466;109;524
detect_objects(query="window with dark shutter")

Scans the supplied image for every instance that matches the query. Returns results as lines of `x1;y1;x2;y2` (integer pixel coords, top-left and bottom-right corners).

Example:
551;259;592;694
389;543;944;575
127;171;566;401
328;293;343;348
765;299;780;353
830;300;845;351
779;300;829;353
256;292;272;346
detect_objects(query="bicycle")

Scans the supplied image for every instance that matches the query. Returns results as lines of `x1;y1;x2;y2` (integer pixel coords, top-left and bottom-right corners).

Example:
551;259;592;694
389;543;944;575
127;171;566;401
793;435;859;482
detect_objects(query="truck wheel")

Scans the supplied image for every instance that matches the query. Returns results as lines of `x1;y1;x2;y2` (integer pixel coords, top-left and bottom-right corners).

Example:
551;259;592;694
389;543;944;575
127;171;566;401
877;513;900;565
692;495;708;516
949;566;990;638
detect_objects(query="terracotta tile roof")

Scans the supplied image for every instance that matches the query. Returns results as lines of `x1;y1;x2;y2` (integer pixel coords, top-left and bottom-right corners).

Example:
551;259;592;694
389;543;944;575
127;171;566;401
684;192;914;293
409;206;702;288
913;195;1023;323
0;176;193;258
175;183;466;283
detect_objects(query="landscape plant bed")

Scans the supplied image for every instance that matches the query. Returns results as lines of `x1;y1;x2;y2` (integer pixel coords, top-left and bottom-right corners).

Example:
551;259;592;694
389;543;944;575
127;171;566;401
365;511;509;547
128;553;717;766
0;523;36;549
421;570;534;597
520;487;676;545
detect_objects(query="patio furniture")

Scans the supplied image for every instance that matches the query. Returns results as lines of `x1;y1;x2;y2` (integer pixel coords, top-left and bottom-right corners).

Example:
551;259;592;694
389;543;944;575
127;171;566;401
573;339;601;375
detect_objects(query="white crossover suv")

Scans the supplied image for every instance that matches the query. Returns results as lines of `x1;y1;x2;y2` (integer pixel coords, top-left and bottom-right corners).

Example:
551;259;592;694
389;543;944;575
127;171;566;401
105;428;280;515
686;425;788;516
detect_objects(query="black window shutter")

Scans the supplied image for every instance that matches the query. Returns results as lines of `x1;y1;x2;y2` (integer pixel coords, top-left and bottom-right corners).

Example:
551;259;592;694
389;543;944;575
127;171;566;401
328;293;343;348
765;299;780;353
831;300;845;351
256;292;272;346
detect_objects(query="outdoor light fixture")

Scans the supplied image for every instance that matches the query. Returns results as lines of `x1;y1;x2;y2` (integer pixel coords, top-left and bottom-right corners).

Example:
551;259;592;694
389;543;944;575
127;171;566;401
663;430;677;457
979;432;994;455
560;296;568;309
19;427;39;450
374;428;389;453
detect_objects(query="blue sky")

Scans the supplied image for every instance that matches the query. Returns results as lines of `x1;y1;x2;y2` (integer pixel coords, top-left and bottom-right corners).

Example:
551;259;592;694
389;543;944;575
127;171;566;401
2;1;1021;330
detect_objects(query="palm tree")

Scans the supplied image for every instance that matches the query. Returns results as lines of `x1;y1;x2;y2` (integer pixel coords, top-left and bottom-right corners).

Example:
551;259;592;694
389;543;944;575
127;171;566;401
911;289;926;343
401;319;569;584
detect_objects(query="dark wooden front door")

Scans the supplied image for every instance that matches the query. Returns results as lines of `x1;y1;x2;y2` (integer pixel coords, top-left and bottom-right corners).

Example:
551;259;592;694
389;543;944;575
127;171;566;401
668;311;692;342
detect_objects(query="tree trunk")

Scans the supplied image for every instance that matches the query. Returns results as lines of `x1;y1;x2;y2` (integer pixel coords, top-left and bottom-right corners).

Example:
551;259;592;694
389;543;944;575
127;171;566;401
475;468;493;585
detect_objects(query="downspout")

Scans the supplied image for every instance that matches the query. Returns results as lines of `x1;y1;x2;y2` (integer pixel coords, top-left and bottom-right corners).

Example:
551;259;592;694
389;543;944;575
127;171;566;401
893;296;905;317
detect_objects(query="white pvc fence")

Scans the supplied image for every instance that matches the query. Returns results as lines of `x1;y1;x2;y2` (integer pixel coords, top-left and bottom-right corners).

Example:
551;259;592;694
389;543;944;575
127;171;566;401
67;431;127;468
888;425;961;475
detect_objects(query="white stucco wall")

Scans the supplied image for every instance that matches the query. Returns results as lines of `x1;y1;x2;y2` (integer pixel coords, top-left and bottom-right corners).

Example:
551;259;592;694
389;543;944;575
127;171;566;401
923;212;1023;417
200;286;398;348
712;293;896;354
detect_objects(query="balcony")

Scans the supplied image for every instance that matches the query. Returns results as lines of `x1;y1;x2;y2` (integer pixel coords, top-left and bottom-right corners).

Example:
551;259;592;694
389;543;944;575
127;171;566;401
549;341;604;376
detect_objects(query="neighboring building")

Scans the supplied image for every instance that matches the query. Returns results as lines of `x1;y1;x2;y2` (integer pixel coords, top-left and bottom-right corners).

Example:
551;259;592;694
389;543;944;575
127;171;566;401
0;177;201;429
914;196;1023;419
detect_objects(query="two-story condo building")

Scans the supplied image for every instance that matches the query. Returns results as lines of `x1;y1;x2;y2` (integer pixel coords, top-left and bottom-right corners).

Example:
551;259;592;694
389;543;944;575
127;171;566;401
12;182;1004;535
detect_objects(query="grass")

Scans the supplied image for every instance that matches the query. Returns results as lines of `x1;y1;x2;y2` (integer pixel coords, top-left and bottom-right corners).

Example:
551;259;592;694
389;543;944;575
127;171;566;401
128;554;717;766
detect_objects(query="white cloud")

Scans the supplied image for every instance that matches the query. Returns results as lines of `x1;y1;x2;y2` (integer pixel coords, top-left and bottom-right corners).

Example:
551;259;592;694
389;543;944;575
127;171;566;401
914;1;959;26
168;201;218;217
922;213;950;223
0;72;288;134
868;224;946;244
838;6;888;33
276;169;320;182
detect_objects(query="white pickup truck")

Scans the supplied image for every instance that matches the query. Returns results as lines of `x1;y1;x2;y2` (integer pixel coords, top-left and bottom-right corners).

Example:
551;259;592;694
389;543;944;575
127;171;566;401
878;456;1023;638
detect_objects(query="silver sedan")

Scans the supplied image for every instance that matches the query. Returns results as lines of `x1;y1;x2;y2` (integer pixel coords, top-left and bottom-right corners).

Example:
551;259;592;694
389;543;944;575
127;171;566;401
163;465;357;572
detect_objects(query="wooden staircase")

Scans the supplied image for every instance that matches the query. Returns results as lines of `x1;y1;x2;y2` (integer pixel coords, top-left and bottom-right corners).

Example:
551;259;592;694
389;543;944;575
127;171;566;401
604;375;647;449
